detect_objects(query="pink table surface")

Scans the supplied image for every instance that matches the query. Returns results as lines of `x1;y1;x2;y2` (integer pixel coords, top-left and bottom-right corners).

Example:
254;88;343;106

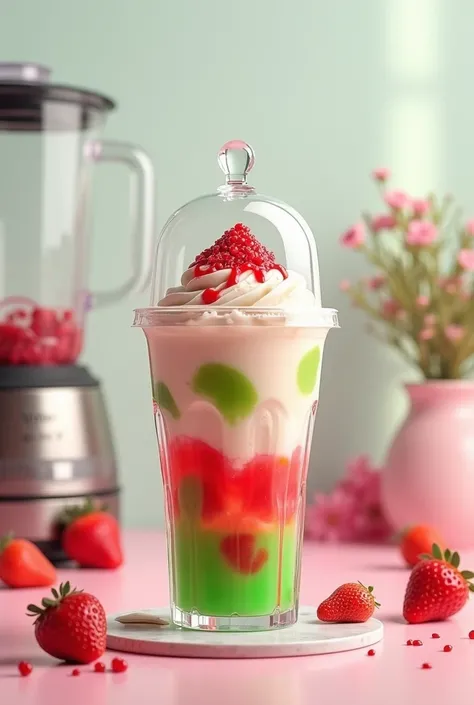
2;530;474;705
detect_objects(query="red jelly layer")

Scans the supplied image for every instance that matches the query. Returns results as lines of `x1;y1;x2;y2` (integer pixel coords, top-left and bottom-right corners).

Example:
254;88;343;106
164;437;307;525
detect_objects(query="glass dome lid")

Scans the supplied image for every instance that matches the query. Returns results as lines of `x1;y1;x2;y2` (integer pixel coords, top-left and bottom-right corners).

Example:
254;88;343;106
151;140;323;310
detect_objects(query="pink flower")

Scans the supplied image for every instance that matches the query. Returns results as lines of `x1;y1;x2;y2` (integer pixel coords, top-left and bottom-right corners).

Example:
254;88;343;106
339;279;351;292
340;223;365;249
445;324;464;342
406;221;438;246
465;219;474;236
419;328;434;341
306;455;392;544
458;249;474;271
368;274;385;290
416;295;430;307
411;199;430;217
371;214;397;232
384;190;410;210
372;167;390;182
305;489;356;542
381;298;401;318
424;313;436;326
438;276;461;294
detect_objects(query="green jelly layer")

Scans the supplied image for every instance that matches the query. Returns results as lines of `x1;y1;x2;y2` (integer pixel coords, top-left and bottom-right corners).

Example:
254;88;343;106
170;522;298;617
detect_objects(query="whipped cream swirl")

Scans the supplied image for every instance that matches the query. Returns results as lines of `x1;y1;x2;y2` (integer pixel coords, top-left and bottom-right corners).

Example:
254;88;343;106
158;267;315;308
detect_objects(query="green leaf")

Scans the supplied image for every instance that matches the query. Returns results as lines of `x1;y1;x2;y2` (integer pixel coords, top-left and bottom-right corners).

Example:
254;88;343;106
297;347;321;395
41;598;55;608
451;552;460;569
26;604;42;615
461;571;474;580
432;544;442;560
51;588;59;599
469;584;474;593
153;381;180;420
444;549;451;562
192;363;258;425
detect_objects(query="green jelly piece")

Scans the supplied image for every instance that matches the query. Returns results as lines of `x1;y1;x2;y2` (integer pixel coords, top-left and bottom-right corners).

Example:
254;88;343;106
192;363;258;425
297;346;321;395
153;381;180;419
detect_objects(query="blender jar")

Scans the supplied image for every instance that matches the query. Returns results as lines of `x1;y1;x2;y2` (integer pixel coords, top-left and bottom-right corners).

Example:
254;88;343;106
0;63;154;365
134;141;338;631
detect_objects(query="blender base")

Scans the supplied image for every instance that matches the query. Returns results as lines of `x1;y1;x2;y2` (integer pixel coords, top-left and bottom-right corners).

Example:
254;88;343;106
0;365;120;561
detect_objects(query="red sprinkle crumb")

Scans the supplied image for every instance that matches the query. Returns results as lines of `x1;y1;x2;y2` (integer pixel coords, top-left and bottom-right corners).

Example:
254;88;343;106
18;662;33;677
469;630;474;640
111;657;128;673
422;663;432;670
443;645;453;652
367;649;376;656
94;662;106;673
413;640;423;646
406;639;413;646
431;633;440;639
71;669;80;677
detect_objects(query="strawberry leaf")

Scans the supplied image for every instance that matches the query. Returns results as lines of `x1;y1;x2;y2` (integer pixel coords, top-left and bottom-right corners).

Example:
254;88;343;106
469;584;474;593
444;549;452;562
461;570;474;580
451;552;460;569
432;544;442;560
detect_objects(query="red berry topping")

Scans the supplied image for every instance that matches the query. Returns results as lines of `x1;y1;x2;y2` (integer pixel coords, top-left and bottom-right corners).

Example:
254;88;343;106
94;662;106;673
367;649;376;656
406;639;413;645
111;657;128;673
71;668;80;677
469;630;474;639
413;640;423;646
18;661;33;677
191;223;277;274
443;644;453;652
431;633;440;639
422;663;432;670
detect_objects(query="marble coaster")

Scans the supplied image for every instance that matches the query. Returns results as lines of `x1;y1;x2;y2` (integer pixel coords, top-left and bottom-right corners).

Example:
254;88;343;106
106;607;383;659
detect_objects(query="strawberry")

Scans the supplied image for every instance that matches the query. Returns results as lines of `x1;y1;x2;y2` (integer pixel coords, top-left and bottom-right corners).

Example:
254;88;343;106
61;499;123;569
27;582;106;663
317;582;380;623
0;534;56;588
400;525;444;568
403;544;474;624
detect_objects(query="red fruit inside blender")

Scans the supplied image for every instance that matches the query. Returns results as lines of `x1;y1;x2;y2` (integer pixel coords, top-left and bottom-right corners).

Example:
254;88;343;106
0;298;83;365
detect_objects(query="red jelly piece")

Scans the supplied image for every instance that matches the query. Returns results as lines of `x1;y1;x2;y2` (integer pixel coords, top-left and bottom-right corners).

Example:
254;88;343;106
431;633;440;639
111;657;128;673
71;669;80;677
406;639;413;645
220;534;269;575
443;645;453;652
413;640;423;646
168;438;233;520
18;661;33;677
422;663;432;670
469;630;474;639
201;288;220;305
367;649;376;656
94;662;106;673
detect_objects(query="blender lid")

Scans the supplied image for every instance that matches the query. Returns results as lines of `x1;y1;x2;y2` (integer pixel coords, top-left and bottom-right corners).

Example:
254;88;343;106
0;62;116;130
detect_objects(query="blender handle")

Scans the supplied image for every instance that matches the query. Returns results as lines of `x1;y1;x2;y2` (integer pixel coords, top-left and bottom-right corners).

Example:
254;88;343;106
89;140;155;308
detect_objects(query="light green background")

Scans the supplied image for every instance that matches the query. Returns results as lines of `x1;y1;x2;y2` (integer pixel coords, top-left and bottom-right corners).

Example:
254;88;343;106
0;0;470;526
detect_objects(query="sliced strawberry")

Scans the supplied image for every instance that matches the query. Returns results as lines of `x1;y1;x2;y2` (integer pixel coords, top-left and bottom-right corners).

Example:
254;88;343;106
220;534;268;575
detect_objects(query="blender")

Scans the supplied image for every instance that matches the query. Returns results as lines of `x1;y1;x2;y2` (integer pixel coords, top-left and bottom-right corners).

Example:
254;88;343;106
0;63;154;560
